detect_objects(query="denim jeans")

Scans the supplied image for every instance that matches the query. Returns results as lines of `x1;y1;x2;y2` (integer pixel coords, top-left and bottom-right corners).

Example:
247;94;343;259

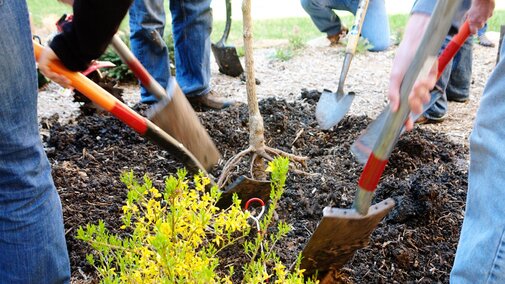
300;0;390;51
0;1;70;283
129;0;212;103
424;34;472;120
478;22;488;37
450;37;505;284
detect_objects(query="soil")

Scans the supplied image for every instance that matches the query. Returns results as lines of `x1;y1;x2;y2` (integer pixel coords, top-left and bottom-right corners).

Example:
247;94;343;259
35;31;499;283
45;95;467;283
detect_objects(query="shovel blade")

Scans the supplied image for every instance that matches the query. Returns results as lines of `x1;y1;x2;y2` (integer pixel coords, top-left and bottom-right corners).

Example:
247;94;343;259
216;175;271;208
300;198;395;276
211;43;244;77
148;82;221;171
316;90;355;130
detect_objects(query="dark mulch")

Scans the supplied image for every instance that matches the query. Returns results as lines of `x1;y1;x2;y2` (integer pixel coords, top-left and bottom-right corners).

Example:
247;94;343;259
43;96;468;283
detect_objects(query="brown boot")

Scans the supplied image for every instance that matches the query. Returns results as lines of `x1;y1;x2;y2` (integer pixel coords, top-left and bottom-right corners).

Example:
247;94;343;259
327;26;348;46
188;90;238;110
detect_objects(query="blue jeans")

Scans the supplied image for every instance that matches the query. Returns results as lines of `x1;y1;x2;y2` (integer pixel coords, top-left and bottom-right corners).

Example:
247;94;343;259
0;1;70;283
450;37;505;283
424;34;472;120
300;0;390;51
478;22;488;37
129;0;212;103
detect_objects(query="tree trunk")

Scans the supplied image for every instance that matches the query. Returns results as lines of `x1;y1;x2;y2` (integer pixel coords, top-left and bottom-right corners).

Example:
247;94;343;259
242;0;265;152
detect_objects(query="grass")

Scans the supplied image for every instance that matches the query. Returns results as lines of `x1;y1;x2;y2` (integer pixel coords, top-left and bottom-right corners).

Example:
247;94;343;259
26;0;505;49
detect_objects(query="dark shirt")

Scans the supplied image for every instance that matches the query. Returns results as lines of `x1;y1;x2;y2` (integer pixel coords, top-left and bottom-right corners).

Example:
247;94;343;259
49;0;132;71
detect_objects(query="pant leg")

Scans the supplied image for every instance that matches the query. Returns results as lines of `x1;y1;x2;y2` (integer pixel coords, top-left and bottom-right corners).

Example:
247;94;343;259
170;0;212;97
0;1;70;283
424;36;452;120
349;0;390;51
446;37;472;101
477;22;488;37
300;0;348;37
450;37;505;284
129;0;172;103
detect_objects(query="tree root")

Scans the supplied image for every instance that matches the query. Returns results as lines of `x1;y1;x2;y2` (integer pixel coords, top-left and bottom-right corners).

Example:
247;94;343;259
217;146;313;188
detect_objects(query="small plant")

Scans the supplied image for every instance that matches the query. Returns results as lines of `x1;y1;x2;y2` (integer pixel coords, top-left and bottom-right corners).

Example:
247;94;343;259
77;170;250;283
242;157;316;283
271;48;294;61
77;157;316;283
340;36;373;54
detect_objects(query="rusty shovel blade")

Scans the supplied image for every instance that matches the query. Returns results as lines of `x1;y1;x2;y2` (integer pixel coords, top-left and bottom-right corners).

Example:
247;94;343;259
300;198;395;276
216;175;271;208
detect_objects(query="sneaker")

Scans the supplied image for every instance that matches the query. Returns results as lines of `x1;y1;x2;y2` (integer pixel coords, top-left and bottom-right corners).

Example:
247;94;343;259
188;90;238;110
327;26;348;46
477;34;495;48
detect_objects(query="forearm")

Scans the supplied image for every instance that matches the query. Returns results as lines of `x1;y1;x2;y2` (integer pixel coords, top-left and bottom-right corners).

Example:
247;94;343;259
467;0;495;33
49;0;132;71
389;13;431;86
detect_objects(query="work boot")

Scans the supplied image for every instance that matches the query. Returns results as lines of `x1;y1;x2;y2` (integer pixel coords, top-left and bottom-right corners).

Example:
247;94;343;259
477;34;495;48
188;90;238;110
327;26;348;46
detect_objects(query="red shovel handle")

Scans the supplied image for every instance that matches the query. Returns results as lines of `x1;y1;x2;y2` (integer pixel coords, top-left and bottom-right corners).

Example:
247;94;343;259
437;20;471;78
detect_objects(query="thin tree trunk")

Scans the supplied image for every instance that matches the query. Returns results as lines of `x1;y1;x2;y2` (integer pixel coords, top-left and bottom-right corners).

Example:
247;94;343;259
242;0;265;151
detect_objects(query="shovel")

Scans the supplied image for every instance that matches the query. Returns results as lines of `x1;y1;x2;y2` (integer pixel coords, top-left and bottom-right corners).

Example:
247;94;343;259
300;0;462;275
315;0;370;130
33;41;211;174
108;36;271;204
211;0;244;77
351;20;471;164
110;35;221;170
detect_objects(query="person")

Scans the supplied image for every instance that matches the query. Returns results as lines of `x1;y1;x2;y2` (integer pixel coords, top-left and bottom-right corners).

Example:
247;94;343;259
300;0;391;51
477;22;495;47
1;0;132;282
416;31;473;123
129;0;235;109
388;0;500;282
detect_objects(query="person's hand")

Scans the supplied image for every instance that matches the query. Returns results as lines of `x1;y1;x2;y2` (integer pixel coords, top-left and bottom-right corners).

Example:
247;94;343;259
388;62;437;131
466;0;495;33
38;46;72;88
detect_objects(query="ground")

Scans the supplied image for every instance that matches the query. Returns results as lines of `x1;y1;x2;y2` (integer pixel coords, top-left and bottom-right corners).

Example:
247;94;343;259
37;35;499;283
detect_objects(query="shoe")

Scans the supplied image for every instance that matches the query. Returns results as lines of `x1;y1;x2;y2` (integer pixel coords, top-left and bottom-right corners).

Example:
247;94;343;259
415;115;445;125
477;34;495;48
447;96;469;103
188;90;238;110
327;26;348;46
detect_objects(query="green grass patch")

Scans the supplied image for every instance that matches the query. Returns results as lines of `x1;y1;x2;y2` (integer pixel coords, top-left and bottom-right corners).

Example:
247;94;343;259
26;1;505;49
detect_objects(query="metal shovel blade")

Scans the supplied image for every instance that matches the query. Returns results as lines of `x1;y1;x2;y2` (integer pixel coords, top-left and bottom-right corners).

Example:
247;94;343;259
212;0;244;77
215;175;271;208
148;82;221;171
211;43;244;77
300;198;395;276
316;90;355;130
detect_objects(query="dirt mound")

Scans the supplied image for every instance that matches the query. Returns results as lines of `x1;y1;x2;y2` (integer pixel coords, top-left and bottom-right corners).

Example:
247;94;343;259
44;98;468;282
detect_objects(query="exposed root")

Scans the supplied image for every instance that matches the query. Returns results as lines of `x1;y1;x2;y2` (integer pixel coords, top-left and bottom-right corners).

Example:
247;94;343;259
217;146;254;187
218;145;314;189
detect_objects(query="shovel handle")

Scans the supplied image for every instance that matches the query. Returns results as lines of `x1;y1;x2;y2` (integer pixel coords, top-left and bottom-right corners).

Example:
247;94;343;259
345;0;370;54
438;20;471;78
110;35;169;102
353;0;464;215
33;41;208;173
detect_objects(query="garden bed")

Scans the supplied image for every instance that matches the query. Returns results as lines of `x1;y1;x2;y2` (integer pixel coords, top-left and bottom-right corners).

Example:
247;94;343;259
45;97;468;283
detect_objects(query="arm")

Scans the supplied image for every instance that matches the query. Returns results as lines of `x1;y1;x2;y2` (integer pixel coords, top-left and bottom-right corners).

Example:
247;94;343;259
388;0;495;130
39;0;132;87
